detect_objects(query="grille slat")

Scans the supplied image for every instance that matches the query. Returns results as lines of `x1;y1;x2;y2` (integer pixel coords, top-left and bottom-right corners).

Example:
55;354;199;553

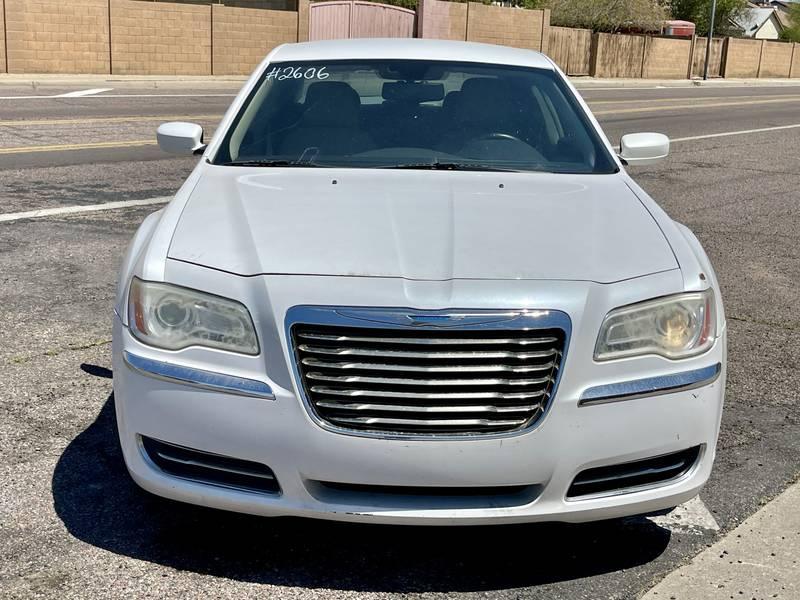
298;344;559;360
302;357;557;374
306;372;552;387
328;416;530;428
297;332;559;346
311;386;547;400
316;400;539;413
292;320;566;436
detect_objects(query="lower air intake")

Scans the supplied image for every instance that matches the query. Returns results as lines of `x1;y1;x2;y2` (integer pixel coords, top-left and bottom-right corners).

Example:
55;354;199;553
140;436;279;494
567;446;701;499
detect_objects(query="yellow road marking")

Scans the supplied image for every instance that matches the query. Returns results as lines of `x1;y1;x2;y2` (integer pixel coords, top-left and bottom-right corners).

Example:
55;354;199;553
587;94;800;106
0;114;222;127
592;96;800;115
0;139;155;155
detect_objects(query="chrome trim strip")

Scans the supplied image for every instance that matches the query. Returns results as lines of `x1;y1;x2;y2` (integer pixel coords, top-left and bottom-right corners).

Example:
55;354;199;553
284;306;572;441
579;363;721;406
565;445;705;502
154;451;276;480
123;351;275;399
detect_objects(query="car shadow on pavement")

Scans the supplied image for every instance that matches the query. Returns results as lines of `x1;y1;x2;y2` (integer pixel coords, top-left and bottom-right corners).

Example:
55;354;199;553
53;392;672;593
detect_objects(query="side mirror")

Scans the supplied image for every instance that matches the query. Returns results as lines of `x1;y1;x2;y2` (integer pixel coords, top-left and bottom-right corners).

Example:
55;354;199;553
619;132;669;166
157;122;206;155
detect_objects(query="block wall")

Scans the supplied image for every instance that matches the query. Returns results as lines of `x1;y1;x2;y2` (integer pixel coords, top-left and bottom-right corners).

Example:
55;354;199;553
724;37;762;78
212;4;297;75
758;40;792;78
418;0;467;41
642;37;692;79
110;0;211;75
4;0;110;74
465;3;547;52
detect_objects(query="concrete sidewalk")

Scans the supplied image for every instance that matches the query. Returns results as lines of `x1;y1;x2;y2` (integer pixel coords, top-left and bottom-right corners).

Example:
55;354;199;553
642;481;800;600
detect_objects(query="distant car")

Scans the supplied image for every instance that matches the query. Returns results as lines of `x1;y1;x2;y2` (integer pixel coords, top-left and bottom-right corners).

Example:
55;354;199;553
113;38;726;524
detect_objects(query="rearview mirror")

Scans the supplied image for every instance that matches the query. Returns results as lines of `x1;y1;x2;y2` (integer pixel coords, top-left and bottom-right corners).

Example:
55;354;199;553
157;122;206;155
619;133;669;166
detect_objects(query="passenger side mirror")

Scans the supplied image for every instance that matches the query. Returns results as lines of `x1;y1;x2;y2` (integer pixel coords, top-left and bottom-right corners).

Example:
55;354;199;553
619;133;669;166
157;122;206;155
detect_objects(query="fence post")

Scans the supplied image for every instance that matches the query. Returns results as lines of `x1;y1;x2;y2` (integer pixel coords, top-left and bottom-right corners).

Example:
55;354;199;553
639;35;648;78
720;37;729;78
298;0;309;42
756;39;766;78
539;8;550;54
589;32;599;77
687;34;697;79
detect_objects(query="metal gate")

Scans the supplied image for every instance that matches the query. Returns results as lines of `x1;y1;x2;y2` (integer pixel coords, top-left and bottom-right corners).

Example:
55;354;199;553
309;1;416;41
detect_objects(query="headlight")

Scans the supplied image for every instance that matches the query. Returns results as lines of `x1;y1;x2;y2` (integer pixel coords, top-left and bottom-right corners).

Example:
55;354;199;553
595;289;715;361
128;278;258;355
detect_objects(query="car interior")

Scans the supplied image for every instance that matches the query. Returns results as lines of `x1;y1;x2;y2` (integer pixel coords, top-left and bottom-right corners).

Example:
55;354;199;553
227;63;607;172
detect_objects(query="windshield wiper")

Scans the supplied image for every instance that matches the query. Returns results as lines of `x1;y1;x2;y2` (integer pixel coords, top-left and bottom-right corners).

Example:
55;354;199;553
221;159;327;168
379;161;519;172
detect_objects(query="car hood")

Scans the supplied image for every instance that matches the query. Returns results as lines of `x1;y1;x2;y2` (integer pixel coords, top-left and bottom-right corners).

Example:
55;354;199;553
168;167;678;283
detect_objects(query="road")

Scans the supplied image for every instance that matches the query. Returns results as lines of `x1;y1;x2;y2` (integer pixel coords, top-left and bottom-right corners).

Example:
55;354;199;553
1;80;799;599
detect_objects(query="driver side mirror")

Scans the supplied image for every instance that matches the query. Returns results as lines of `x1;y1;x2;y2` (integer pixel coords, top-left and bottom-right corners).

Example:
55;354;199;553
619;132;669;166
157;122;206;155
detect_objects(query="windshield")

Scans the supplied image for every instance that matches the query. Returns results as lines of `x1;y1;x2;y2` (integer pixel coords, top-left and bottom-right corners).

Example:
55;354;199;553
213;59;617;174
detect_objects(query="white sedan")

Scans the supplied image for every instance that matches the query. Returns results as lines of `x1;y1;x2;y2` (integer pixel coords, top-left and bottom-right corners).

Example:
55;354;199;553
113;38;726;524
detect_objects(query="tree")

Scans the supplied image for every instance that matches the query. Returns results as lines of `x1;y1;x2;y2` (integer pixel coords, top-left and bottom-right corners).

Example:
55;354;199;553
668;0;749;37
779;4;800;42
546;0;668;33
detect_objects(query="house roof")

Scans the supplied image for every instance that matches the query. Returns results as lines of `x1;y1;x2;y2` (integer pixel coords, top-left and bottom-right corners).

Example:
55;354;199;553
732;7;782;35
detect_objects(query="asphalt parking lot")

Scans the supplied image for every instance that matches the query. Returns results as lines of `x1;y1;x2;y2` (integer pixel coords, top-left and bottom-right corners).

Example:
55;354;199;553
1;79;799;599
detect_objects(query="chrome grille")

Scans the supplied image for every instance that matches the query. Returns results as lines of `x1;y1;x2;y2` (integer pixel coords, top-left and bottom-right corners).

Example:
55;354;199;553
291;320;566;436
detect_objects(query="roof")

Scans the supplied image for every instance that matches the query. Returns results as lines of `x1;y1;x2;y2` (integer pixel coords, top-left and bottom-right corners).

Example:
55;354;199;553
732;7;781;35
269;38;555;70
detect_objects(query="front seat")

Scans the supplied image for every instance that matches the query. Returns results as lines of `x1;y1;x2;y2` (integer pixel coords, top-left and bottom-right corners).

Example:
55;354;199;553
279;82;373;158
437;78;527;154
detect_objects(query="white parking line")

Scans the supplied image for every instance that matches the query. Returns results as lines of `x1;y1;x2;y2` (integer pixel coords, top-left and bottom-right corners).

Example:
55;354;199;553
0;197;170;223
672;123;800;143
56;88;114;98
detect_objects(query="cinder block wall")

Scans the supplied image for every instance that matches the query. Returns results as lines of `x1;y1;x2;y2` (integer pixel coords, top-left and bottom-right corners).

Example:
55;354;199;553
4;0;110;74
642;37;691;79
465;3;548;52
792;44;800;78
758;40;792;78
110;0;211;75
724;38;762;78
212;5;297;76
0;0;6;73
592;33;645;78
418;0;467;41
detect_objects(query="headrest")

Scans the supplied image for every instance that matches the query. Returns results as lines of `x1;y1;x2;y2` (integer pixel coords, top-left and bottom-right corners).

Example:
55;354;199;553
302;82;361;126
455;78;520;127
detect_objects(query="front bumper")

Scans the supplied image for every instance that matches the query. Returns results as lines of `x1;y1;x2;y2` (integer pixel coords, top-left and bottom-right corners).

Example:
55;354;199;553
112;313;726;525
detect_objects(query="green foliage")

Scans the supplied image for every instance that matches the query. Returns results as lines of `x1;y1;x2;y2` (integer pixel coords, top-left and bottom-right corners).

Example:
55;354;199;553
667;0;748;36
545;0;668;32
779;4;800;42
